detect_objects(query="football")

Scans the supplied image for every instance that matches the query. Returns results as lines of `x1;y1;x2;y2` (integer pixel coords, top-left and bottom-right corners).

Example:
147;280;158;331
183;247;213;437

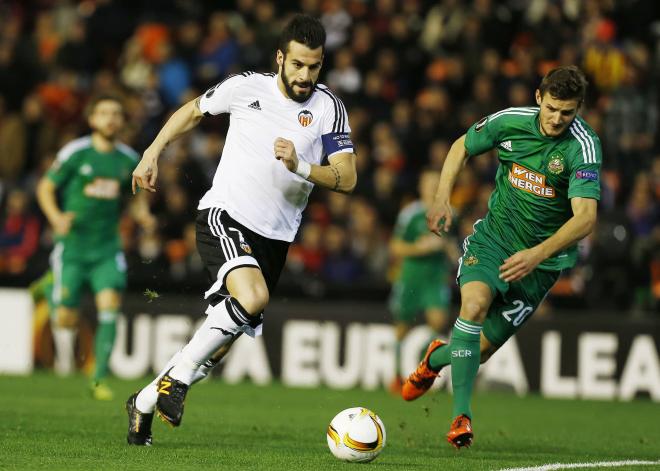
326;407;386;463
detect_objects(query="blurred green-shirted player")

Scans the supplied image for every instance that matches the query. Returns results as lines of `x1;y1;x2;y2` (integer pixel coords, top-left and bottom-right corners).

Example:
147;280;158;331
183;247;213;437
402;66;602;449
388;169;458;392
35;95;149;400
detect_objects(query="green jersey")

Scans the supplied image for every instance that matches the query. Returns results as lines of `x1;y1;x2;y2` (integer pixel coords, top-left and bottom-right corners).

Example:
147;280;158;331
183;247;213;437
465;106;601;271
47;136;138;259
394;201;449;283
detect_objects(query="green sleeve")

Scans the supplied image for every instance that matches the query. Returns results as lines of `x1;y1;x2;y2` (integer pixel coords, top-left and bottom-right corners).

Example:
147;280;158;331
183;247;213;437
464;114;500;157
393;212;408;240
46;152;80;187
568;137;602;201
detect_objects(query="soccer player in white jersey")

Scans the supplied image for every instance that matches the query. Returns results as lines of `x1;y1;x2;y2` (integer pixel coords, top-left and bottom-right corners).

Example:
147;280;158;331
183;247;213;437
125;15;357;445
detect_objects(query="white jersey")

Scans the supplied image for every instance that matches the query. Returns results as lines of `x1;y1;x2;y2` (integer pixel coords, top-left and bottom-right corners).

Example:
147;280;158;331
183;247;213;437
198;72;354;242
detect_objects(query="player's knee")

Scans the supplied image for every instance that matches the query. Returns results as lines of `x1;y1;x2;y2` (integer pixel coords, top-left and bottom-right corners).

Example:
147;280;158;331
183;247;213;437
233;284;269;315
96;289;121;311
460;297;489;322
55;308;78;328
426;312;447;333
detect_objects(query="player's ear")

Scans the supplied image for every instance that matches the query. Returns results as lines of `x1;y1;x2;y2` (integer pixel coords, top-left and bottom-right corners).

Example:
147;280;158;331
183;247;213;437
276;50;284;67
535;89;542;106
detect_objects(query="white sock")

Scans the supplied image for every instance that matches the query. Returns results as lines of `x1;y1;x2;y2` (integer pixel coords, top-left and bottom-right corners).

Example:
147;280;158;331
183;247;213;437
135;349;223;413
135;350;182;413
170;298;259;384
191;357;221;385
52;325;76;376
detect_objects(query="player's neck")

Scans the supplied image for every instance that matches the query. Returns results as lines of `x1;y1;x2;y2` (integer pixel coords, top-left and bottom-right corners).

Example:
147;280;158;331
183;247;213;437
91;133;116;153
276;74;290;100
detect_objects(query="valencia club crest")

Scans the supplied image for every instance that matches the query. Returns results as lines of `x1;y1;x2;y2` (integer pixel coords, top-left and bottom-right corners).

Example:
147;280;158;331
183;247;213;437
298;110;313;127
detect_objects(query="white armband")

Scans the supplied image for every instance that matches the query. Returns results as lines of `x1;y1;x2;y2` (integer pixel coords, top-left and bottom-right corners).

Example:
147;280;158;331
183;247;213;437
295;160;312;179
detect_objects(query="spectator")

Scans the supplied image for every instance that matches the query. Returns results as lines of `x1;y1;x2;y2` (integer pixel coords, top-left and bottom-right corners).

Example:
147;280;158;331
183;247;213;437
0;189;40;275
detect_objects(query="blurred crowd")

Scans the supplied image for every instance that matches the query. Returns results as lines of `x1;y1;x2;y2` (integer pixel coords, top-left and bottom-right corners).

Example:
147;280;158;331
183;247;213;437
0;0;658;313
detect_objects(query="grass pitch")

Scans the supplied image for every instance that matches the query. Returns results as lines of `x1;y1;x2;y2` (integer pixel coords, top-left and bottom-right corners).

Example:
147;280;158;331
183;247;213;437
0;373;658;470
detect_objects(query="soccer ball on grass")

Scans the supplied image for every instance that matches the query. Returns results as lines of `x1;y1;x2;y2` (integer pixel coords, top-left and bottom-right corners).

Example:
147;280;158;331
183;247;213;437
326;407;386;463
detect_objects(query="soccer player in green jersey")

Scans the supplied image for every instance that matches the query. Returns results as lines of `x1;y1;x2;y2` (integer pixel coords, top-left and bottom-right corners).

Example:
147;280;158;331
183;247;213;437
36;95;152;400
401;66;601;448
388;169;459;393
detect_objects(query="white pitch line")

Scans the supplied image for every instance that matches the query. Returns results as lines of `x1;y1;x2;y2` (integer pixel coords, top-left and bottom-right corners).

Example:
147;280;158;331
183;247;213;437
498;459;660;471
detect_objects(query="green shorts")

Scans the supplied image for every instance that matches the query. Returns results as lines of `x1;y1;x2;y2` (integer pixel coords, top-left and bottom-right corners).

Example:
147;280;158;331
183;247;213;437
50;244;127;308
389;279;451;322
458;231;560;347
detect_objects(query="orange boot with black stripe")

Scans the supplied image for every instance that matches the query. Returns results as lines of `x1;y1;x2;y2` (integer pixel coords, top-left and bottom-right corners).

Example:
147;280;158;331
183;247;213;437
401;339;445;401
446;414;473;449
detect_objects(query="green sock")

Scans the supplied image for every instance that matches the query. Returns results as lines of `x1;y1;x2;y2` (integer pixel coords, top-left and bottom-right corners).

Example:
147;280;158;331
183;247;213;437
394;340;402;377
428;343;451;371
93;310;117;383
449;318;482;419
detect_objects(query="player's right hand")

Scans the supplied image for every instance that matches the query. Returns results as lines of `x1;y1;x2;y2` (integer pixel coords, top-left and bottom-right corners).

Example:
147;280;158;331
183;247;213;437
132;153;159;194
426;199;453;236
52;212;75;236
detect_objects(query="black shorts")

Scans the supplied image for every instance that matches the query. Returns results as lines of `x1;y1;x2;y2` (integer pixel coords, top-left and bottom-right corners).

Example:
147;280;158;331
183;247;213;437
196;207;290;301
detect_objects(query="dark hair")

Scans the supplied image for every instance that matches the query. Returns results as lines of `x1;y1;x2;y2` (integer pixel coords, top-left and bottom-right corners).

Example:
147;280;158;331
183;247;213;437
538;66;588;103
86;94;125;117
278;14;326;55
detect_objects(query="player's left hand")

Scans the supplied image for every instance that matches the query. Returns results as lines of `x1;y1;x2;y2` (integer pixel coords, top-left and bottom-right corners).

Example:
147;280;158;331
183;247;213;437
499;248;544;282
274;138;298;172
132;151;159;194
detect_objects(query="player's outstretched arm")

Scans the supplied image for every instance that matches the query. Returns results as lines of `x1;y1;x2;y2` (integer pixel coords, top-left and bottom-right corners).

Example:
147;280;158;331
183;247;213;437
132;98;204;194
499;197;597;282
426;134;468;235
274;137;357;193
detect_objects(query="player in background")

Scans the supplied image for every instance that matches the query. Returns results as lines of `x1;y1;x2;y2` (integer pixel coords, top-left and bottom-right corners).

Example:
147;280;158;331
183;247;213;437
36;95;153;400
126;15;357;446
388;168;459;393
402;66;601;448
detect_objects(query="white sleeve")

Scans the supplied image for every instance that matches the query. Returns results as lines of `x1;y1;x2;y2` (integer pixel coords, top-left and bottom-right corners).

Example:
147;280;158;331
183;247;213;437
198;74;244;116
318;88;354;157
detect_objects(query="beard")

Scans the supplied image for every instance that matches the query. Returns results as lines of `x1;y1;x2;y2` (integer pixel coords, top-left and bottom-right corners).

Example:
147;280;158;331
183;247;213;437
281;66;315;103
95;126;119;140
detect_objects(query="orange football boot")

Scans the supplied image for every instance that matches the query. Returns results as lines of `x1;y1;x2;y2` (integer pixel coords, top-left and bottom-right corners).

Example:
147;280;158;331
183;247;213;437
446;414;473;449
401;339;445;401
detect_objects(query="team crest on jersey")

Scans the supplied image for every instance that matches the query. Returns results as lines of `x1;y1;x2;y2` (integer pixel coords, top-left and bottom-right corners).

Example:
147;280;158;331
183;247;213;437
547;153;565;175
80;164;93;176
298;110;313;127
464;255;479;266
240;241;252;254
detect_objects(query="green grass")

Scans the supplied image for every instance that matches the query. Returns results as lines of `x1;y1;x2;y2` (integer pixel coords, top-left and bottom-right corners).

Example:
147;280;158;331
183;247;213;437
0;373;658;470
